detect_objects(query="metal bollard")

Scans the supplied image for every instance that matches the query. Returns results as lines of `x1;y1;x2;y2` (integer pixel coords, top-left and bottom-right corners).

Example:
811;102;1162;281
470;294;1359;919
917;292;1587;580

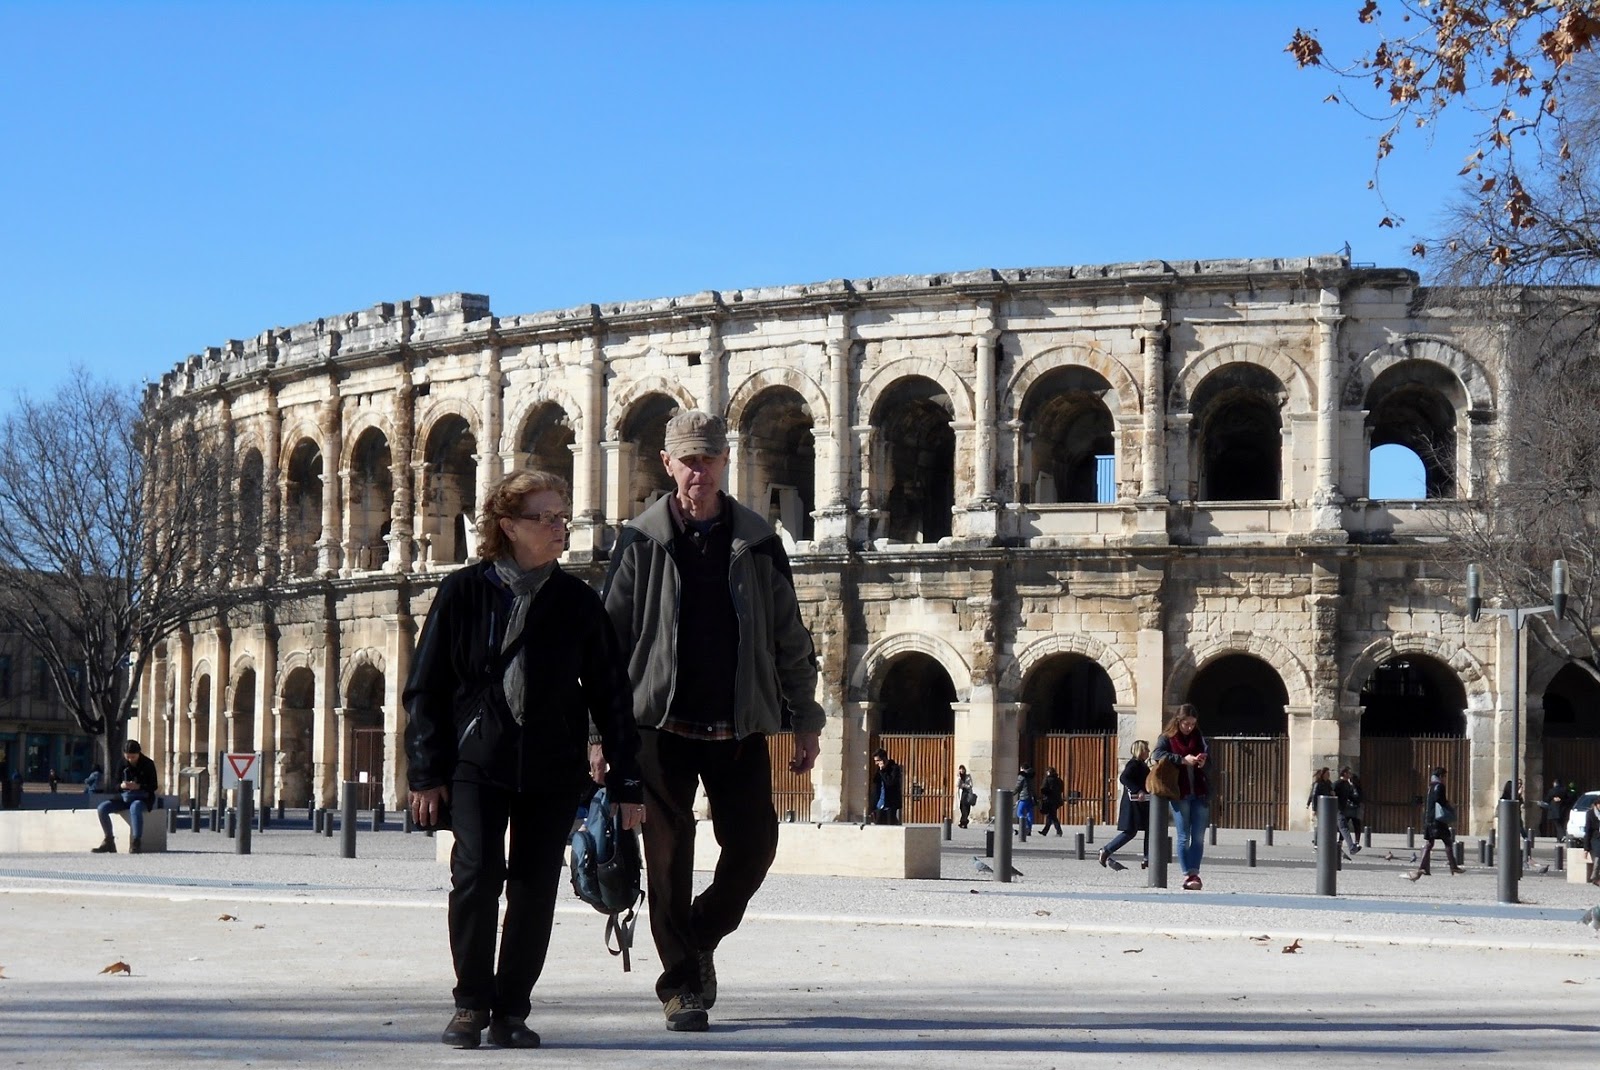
1208;824;1217;846
403;807;415;834
190;800;200;833
1453;840;1465;869
942;818;952;841
985;829;994;858
1147;797;1169;888
1406;827;1415;850
1479;839;1490;865
226;807;237;839
1246;839;1257;867
211;806;220;833
1265;824;1274;847
323;809;334;838
166;807;178;834
1363;827;1372;849
277;800;285;822
1316;795;1338;896
236;780;253;855
1555;844;1565;872
307;802;316;825
1073;832;1085;860
341;782;358;859
995;789;1015;884
1085;819;1095;845
371;802;384;833
1495;797;1519;904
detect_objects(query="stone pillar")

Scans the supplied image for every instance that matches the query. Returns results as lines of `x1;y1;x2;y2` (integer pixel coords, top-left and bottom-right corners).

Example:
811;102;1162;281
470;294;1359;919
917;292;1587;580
264;384;282;581
315;613;340;808
255;621;277;807
971;323;998;503
602;441;631;526
812;316;854;548
316;384;343;576
1311;292;1346;533
567;331;608;560
147;648;170;788
385;609;415;811
212;623;231;809
1135;590;1166;740
843;700;871;821
386;363;415;573
703;323;726;417
411;460;432;570
1139;321;1167;499
478;345;503;494
725;430;744;501
172;628;193;779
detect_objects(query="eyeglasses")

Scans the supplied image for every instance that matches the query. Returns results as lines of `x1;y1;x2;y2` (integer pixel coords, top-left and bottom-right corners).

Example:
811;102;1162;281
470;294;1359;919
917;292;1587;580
515;511;571;528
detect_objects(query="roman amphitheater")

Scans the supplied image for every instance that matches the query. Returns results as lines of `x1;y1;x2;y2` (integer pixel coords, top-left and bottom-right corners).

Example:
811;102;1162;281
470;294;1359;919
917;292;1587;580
129;255;1600;833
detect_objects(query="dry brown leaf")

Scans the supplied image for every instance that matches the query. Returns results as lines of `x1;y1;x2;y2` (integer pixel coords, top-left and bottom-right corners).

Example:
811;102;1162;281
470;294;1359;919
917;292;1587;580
1563;979;1583;984
1122;948;1144;954
217;914;238;922
1282;939;1303;954
100;961;131;975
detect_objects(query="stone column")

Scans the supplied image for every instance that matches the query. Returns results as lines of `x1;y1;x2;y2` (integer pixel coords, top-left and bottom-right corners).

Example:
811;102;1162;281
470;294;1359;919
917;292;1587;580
172;628;193;779
478;345;503;494
568;331;608;560
725;430;744;500
315;612;340;808
411;460;431;570
386;363;415;573
211;623;231;809
384;609;415;811
972;322;999;503
1139;320;1167;498
1311;291;1346;534
263;385;282;580
255;619;277;807
812;315;854;548
1134;588;1166;741
703;322;726;417
316;384;343;576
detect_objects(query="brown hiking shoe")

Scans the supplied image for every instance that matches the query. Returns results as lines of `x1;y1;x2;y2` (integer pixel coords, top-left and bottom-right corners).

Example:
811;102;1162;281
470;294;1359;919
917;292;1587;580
663;991;709;1032
696;948;718;1009
441;1007;488;1048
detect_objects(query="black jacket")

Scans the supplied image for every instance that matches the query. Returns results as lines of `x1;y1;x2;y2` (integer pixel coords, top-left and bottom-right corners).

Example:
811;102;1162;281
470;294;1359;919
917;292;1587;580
1039;772;1064;811
403;560;641;802
1116;757;1150;833
118;754;158;803
872;759;904;812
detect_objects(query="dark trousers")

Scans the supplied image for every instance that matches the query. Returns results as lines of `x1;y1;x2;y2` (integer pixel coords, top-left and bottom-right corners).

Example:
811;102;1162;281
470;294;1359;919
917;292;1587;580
637;729;777;1003
1040;806;1063;835
447;779;578;1018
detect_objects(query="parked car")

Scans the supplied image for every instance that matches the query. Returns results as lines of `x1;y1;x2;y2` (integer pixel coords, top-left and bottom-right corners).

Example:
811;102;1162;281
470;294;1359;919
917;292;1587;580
1565;791;1600;847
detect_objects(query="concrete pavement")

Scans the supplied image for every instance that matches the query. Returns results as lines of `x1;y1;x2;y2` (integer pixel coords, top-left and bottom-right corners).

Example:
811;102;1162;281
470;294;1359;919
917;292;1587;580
2;822;1598;1068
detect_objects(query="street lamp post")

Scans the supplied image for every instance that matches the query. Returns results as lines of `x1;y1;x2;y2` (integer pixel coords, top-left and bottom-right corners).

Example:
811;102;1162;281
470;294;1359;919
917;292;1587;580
1466;559;1566;905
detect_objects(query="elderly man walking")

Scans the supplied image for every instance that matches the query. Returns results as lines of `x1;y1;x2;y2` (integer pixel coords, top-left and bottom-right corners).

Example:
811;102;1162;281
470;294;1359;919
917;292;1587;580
603;409;825;1033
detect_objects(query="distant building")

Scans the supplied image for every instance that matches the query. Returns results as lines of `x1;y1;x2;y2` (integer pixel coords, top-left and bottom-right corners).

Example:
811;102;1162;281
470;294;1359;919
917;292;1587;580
0;632;97;783
129;256;1600;830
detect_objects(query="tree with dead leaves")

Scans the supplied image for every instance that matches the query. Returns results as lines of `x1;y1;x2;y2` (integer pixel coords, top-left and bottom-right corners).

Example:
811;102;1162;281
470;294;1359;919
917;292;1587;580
0;370;256;772
1290;1;1600;281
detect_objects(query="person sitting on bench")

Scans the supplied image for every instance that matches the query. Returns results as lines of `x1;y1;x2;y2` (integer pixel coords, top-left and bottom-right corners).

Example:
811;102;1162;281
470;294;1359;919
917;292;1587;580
91;739;158;854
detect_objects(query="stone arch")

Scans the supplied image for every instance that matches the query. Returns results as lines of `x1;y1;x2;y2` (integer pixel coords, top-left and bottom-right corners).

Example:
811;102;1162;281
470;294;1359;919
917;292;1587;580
503;384;586;455
414;400;483;456
340;411;396;458
1342;335;1495;411
858;355;974;426
607;376;699;439
338;648;388;696
1166;633;1313;710
1341;632;1493;712
725;361;831;431
1003;633;1136;709
277;650;318;702
1169;340;1314;413
1004;343;1141;422
278;420;326;462
850;631;973;704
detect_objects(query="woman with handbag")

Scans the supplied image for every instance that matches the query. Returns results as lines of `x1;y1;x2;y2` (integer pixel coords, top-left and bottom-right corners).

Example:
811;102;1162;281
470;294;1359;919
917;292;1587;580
956;764;976;828
1098;740;1151;871
1306;766;1334;846
405;470;646;1049
1152;704;1211;890
1405;766;1464;880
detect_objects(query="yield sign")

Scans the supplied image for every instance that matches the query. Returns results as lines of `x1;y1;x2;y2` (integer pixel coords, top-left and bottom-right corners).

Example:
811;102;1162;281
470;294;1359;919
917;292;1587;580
222;752;261;789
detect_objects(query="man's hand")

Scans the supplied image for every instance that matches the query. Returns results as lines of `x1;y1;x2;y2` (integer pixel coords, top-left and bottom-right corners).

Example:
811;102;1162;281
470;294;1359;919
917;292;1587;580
789;731;821;774
588;742;606;785
411;785;449;828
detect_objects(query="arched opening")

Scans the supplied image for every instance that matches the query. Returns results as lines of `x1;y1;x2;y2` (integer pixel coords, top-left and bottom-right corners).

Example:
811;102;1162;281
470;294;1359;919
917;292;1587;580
237;448;264;575
284;438;323;574
870;652;956;823
1186;653;1289;828
278;667;316;810
871;376;955;544
1191;365;1284;502
620;394;678;520
741;386;816;542
191;673;212;806
1020;367;1116;504
347;428;393;571
1368;443;1428;500
517;402;575;490
423;415;477;565
1542;663;1600;833
1358;655;1469;832
344;664;386;810
230;668;256;754
1022;653;1117;823
1364;361;1464;499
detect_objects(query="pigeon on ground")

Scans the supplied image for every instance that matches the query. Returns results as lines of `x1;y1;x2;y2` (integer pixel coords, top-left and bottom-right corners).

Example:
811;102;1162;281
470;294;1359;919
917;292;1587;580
970;856;1023;878
1580;906;1600;932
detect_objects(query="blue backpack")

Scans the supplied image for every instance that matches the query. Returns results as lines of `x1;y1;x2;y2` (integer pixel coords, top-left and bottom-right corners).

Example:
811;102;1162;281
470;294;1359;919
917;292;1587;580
569;786;644;971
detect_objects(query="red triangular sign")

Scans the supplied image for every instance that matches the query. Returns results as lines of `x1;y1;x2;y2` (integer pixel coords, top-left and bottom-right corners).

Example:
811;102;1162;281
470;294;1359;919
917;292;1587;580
227;754;257;781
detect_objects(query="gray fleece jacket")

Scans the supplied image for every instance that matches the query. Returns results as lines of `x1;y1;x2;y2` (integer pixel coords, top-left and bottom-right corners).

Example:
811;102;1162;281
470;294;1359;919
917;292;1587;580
601;493;825;737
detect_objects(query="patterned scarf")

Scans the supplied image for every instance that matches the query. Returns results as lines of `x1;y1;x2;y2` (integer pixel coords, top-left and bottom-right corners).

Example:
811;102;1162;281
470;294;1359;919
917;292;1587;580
492;557;556;725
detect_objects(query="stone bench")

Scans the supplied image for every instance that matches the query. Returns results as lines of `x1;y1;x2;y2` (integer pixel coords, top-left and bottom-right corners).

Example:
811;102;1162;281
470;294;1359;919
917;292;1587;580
0;804;171;854
436;819;941;879
1568;849;1595;884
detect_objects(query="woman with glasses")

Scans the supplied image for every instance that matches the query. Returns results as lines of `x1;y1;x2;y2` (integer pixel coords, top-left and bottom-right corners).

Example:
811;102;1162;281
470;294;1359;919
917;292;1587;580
405;469;645;1050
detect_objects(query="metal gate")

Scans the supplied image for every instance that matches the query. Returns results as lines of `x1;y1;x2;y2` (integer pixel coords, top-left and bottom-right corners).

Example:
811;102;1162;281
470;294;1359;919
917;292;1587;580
350;728;384;810
1032;734;1116;824
767;731;815;821
1207;736;1287;831
872;733;953;824
1362;736;1470;833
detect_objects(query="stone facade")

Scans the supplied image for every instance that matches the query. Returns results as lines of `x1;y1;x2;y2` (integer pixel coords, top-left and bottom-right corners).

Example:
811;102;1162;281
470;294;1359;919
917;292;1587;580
130;255;1585;833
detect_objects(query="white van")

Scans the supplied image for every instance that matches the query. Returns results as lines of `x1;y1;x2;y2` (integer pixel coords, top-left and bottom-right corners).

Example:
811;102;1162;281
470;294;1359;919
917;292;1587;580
1565;791;1600;847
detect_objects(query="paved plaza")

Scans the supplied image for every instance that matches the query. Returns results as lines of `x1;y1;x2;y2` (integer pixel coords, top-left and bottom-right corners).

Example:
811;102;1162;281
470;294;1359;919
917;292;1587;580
2;822;1598;1068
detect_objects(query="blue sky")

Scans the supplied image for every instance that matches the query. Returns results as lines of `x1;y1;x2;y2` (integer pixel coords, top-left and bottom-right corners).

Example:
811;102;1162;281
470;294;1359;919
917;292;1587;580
0;1;1455;493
